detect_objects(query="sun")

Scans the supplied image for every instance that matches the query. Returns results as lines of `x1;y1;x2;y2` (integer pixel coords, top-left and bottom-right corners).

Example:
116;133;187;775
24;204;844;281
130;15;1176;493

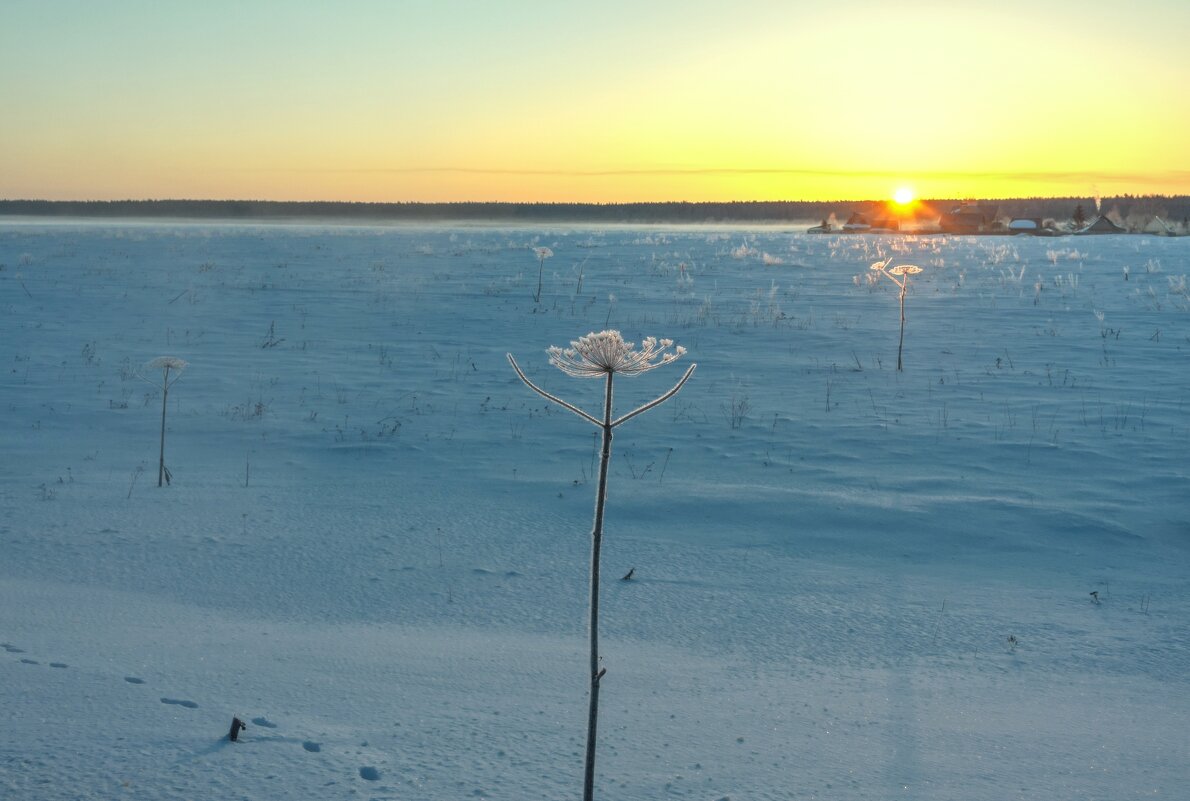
893;186;915;205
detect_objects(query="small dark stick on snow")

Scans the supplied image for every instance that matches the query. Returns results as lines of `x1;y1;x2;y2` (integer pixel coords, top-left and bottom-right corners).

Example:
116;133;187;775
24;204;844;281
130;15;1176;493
1090;591;1100;604
228;717;247;742
621;568;635;581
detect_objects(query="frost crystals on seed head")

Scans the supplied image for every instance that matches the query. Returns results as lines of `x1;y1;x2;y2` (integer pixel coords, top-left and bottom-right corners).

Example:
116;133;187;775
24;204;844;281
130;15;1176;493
547;330;686;378
870;259;922;279
144;356;189;373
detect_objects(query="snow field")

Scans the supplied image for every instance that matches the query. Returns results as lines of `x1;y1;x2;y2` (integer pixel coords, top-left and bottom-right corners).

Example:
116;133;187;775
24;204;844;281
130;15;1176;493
2;221;1188;799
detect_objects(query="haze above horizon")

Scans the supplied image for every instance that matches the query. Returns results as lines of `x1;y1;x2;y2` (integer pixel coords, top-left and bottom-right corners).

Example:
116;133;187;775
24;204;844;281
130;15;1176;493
3;0;1188;203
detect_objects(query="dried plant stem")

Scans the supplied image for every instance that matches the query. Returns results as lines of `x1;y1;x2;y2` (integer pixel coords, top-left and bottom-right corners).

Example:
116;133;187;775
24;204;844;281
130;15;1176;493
897;283;907;372
583;373;613;801
141;357;187;488
508;347;694;801
870;259;920;372
158;365;171;487
127;466;143;500
658;447;673;484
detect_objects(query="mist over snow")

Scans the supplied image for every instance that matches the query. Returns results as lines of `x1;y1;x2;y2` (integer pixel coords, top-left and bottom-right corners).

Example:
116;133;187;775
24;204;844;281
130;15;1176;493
2;221;1188;800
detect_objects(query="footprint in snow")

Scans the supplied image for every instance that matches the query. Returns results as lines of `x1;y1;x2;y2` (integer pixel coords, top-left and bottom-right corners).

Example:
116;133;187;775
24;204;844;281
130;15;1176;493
5;643;69;669
2;648;310;752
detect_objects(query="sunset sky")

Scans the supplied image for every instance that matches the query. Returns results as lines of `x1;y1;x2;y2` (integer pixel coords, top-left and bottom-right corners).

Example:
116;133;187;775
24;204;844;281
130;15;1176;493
3;0;1188;203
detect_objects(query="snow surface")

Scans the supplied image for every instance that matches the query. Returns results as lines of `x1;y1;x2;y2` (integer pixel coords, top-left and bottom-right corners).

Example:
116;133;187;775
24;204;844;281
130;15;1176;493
2;221;1188;800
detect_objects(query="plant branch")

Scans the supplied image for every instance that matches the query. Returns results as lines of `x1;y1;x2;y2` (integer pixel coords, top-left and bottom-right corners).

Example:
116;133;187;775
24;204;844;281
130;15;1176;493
878;269;904;291
507;353;602;427
611;364;697;428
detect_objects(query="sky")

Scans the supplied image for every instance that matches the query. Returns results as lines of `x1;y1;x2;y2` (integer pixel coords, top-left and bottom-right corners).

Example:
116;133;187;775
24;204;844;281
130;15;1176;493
2;0;1189;203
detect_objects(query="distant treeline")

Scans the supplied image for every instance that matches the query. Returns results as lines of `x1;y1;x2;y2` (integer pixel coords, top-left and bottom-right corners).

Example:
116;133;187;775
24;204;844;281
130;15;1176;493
2;197;1188;224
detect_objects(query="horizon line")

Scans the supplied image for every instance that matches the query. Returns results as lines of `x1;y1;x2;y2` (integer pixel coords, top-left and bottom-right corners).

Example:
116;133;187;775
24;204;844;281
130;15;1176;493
5;194;1189;206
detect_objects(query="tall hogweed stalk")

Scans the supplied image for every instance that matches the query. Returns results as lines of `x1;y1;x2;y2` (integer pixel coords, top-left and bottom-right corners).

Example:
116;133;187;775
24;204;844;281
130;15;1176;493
870;259;923;371
142;356;188;486
532;246;553;304
507;331;695;801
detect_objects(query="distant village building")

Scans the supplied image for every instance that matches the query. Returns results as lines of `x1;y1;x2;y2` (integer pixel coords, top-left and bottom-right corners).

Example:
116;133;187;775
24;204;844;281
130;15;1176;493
940;202;993;234
1006;217;1060;236
1075;215;1126;235
841;211;898;232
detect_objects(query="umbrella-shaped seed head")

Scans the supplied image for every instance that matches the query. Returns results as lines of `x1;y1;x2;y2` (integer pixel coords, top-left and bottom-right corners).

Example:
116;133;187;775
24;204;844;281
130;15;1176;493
888;265;923;276
145;356;188;373
547;330;686;378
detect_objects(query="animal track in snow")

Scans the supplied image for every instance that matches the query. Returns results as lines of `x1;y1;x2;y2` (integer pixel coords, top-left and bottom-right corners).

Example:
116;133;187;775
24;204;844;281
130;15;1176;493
5;642;334;765
5;643;65;668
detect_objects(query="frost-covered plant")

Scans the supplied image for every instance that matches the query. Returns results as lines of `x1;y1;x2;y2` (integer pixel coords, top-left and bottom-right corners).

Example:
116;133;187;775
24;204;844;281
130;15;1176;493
532;246;553;303
507;331;695;801
869;259;923;371
142;356;188;486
